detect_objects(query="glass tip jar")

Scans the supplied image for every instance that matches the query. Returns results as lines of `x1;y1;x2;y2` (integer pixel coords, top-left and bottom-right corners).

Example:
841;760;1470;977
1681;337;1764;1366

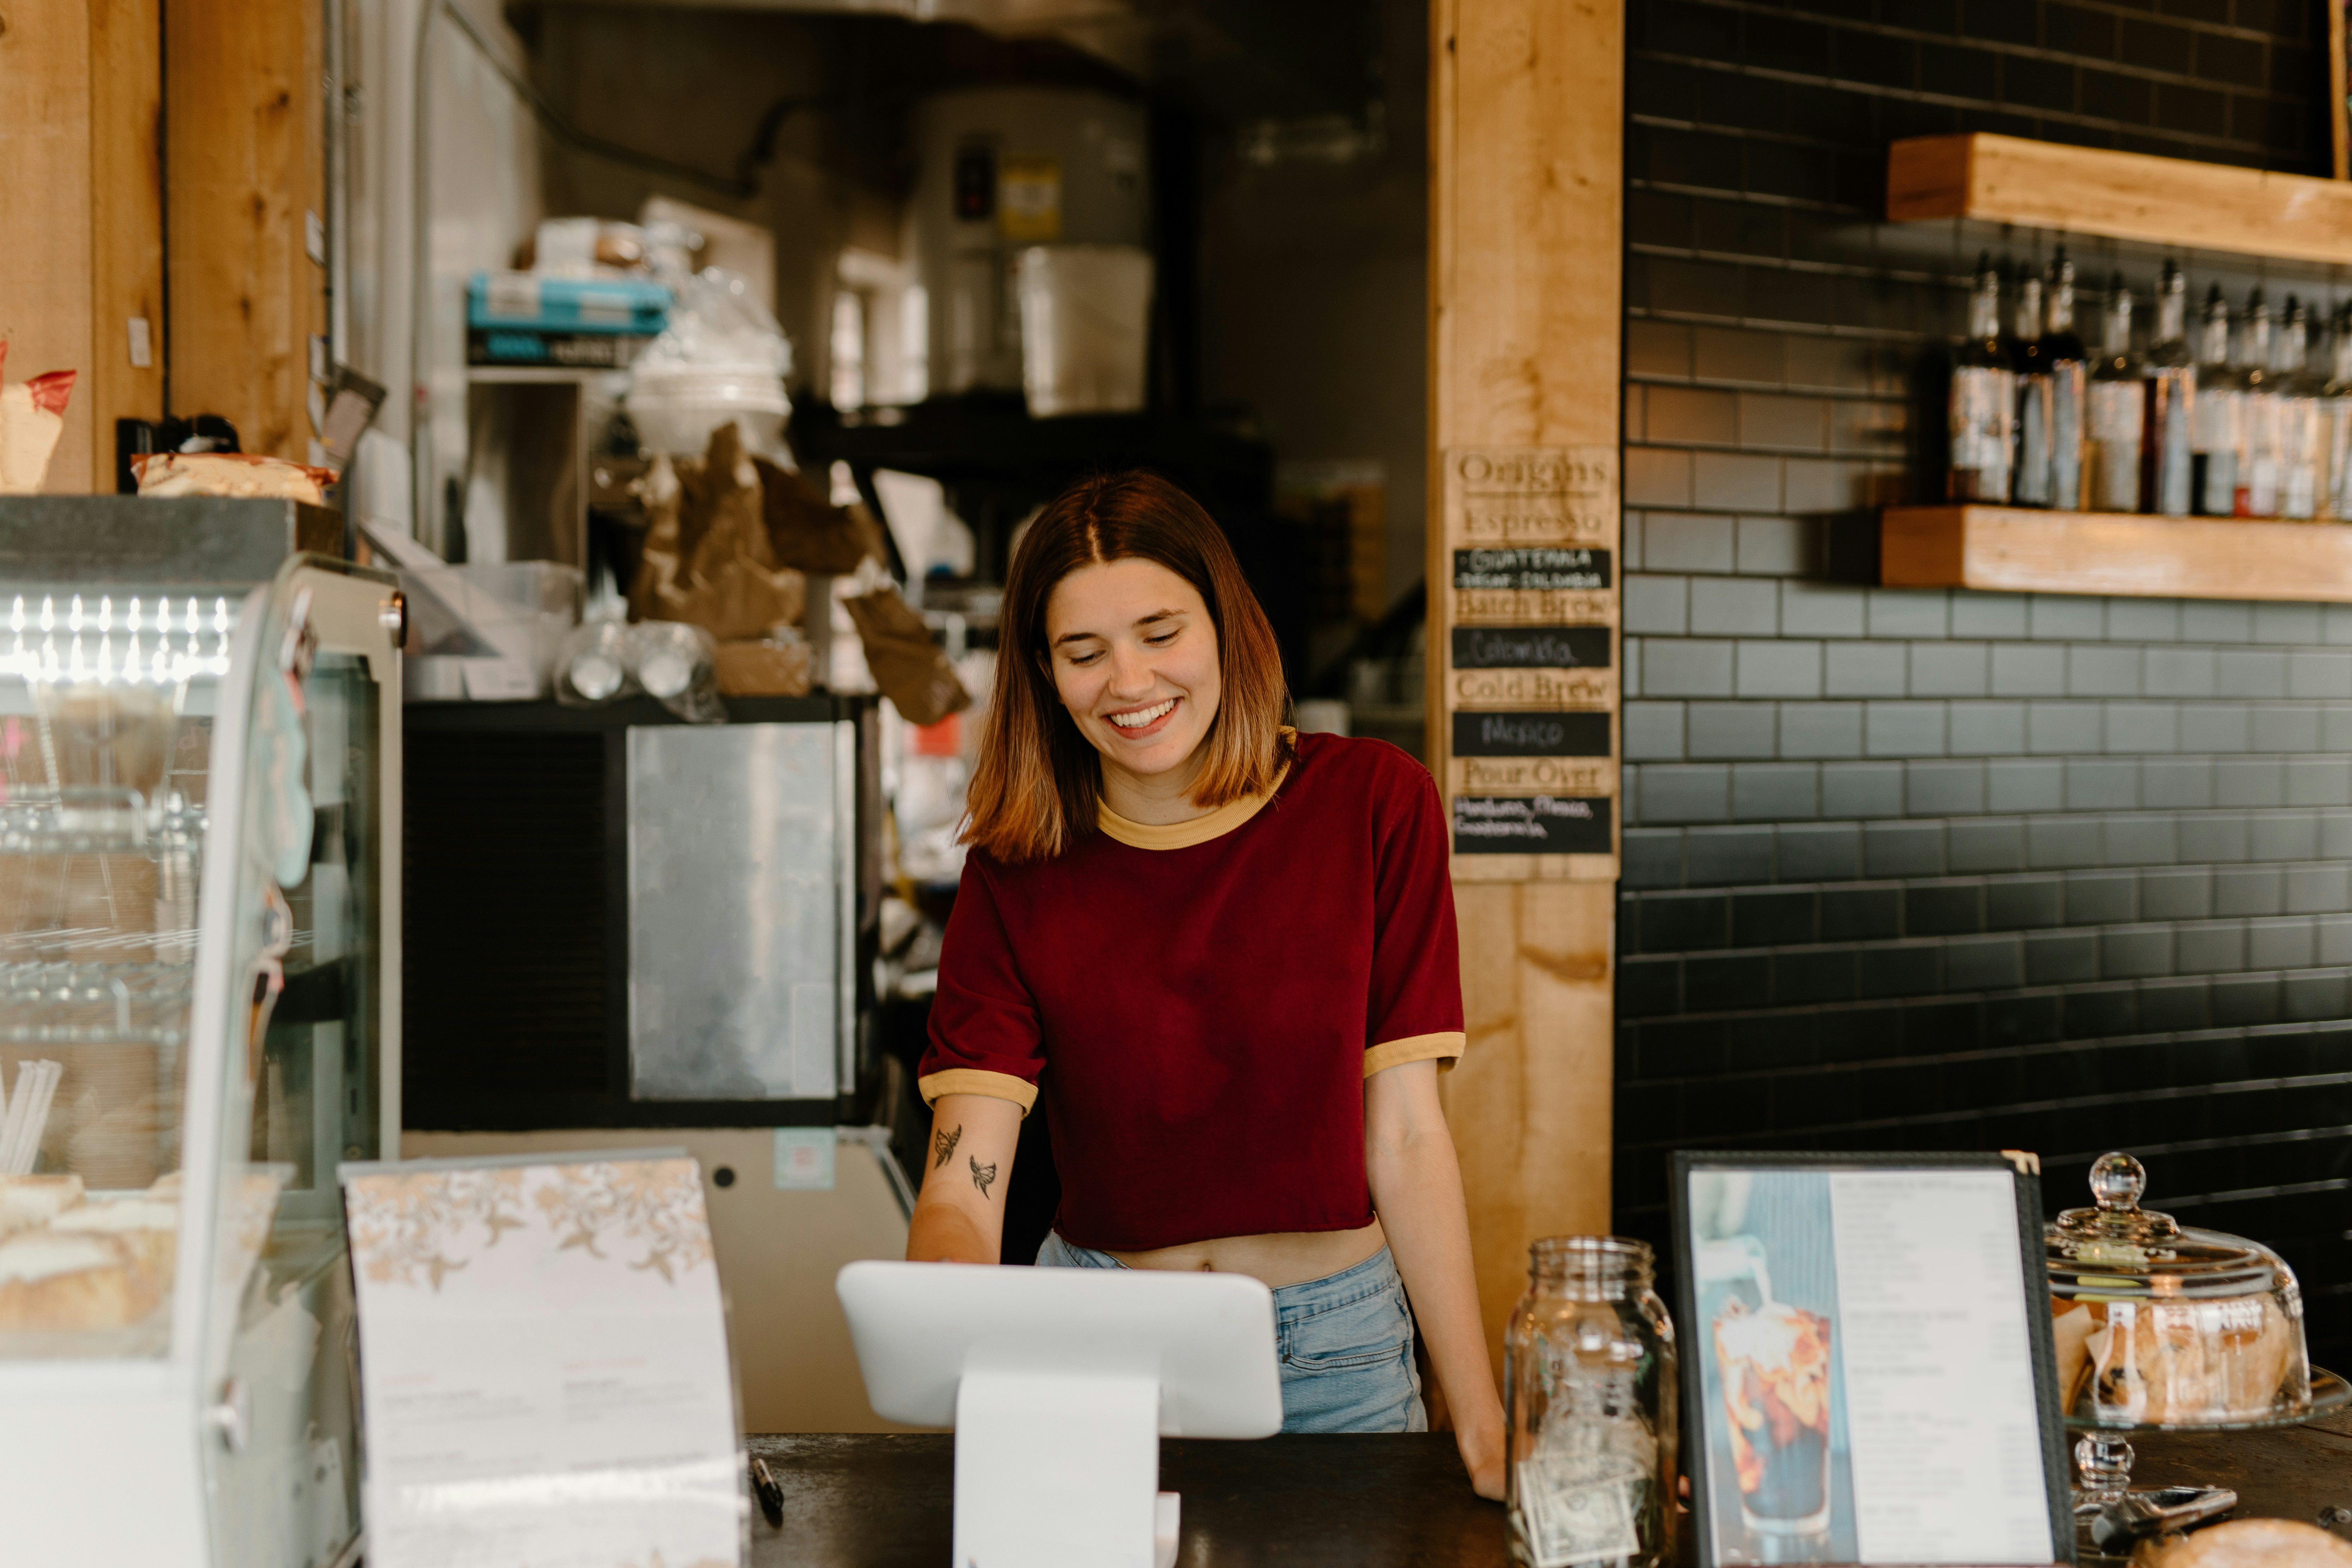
1505;1236;1678;1568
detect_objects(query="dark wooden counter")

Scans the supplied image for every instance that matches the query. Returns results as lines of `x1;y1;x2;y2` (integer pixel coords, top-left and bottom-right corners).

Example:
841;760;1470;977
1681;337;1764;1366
2128;1406;2352;1530
747;1412;2352;1567
745;1432;1505;1567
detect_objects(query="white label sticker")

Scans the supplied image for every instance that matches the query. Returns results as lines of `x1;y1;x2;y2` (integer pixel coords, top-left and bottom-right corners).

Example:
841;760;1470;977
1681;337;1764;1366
774;1128;836;1191
126;316;152;368
575;292;632;327
486;272;540;320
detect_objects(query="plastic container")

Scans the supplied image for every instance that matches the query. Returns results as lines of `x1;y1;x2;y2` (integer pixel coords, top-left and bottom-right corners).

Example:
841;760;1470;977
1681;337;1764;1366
627;620;724;723
453;561;583;686
1015;245;1153;417
626;266;794;457
625;367;791;457
2047;1152;2311;1427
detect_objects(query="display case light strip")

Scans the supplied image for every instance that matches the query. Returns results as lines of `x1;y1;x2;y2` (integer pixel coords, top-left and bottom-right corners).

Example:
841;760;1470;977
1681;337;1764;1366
0;594;238;684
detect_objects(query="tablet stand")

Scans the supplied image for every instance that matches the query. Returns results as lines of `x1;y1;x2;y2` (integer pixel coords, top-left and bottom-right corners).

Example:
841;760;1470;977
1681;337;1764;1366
954;1366;1180;1568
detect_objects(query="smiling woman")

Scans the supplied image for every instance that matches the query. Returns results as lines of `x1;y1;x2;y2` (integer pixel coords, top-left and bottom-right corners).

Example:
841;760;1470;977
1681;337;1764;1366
907;470;1509;1496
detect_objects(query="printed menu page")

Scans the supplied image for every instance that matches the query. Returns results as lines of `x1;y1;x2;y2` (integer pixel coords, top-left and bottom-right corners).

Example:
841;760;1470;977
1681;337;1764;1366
1828;1169;2051;1564
343;1156;744;1568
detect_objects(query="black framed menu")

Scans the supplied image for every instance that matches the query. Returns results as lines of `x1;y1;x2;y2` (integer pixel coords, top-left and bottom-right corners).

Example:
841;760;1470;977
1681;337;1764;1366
1670;1152;2073;1568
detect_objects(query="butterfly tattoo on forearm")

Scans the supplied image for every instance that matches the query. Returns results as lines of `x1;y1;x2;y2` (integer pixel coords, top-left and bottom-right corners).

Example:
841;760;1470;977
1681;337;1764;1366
969;1155;999;1199
933;1124;962;1169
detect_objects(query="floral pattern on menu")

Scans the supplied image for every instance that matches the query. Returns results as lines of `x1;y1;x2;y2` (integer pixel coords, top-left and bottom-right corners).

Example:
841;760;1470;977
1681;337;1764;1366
533;1160;713;1282
347;1160;714;1292
348;1166;530;1291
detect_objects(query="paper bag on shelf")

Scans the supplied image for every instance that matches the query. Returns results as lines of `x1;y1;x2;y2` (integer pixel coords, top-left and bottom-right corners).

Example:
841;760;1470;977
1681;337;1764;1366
844;583;970;726
753;457;886;575
629;422;807;641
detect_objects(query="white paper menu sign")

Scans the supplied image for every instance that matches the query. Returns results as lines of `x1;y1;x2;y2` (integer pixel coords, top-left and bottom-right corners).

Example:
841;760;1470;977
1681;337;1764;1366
343;1155;745;1568
1828;1170;2050;1565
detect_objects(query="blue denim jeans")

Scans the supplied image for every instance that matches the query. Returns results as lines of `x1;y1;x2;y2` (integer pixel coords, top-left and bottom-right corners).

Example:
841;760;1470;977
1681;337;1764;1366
1035;1232;1428;1434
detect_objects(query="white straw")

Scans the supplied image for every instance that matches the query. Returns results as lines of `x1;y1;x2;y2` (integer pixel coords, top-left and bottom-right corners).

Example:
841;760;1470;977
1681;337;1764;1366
1;1061;61;1176
0;1065;27;1175
17;1062;60;1175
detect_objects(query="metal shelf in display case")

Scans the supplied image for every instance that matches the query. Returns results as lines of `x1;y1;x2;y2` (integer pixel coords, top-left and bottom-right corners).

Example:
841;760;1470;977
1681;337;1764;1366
0;544;404;1568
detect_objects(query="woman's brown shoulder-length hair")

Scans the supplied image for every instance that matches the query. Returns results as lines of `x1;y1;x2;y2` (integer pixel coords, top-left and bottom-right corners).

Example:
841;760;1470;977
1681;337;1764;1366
963;470;1293;864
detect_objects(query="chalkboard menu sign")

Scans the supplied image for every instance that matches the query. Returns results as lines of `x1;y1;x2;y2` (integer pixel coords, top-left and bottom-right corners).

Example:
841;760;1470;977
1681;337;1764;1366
1451;710;1611;758
1450;547;1612;592
1451;795;1613;854
1450;626;1610;669
1436;447;1619;877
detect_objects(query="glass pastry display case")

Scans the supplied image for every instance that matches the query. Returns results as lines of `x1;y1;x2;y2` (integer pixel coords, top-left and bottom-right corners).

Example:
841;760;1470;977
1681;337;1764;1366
0;509;401;1568
2049;1151;2312;1429
2047;1151;2349;1541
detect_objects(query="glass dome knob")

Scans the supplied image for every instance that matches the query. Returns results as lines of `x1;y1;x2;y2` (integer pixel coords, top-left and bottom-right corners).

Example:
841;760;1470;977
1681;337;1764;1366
2089;1151;2146;1211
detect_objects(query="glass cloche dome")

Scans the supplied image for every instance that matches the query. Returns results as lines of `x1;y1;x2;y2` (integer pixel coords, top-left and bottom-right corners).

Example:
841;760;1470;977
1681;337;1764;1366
2046;1152;2310;1427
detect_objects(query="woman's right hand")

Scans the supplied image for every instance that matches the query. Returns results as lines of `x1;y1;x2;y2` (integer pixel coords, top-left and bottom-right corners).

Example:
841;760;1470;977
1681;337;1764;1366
904;1093;1024;1263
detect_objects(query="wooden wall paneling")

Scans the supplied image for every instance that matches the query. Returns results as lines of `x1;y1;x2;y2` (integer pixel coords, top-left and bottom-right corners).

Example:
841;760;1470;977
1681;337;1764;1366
0;4;98;491
1448;879;1616;1362
91;0;168;471
166;0;327;457
1429;0;1626;1375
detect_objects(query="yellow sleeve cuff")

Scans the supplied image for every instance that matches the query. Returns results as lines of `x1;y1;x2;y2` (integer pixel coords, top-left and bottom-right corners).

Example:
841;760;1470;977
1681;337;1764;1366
1363;1031;1466;1078
919;1068;1039;1116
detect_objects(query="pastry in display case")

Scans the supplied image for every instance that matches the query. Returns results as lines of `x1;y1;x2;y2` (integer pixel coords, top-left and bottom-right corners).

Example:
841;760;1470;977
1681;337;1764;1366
0;503;402;1568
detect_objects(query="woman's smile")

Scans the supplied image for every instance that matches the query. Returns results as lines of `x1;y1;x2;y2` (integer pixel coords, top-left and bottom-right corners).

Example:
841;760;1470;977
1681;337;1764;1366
1105;697;1179;735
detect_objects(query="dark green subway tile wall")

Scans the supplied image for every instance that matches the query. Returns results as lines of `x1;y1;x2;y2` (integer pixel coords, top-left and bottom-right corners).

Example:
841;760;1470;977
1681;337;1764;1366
1615;0;2352;1369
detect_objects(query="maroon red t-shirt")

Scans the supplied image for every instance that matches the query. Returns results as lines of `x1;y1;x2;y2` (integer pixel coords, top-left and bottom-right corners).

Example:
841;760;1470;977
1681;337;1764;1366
918;731;1465;1252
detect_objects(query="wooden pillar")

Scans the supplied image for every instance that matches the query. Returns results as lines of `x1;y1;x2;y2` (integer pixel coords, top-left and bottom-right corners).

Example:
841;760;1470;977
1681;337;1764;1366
91;0;167;467
166;0;326;459
0;0;164;494
1428;0;1626;1372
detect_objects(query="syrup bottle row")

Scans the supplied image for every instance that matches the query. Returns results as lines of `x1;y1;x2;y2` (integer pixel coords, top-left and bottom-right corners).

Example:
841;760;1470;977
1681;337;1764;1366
1946;250;2352;521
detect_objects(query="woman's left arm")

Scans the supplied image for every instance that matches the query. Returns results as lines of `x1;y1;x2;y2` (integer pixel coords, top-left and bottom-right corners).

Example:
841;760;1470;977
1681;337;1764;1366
1365;1057;1505;1500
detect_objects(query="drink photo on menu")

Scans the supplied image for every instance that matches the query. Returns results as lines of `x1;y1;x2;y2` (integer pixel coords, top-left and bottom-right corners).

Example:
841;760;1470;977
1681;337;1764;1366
1686;1170;1858;1565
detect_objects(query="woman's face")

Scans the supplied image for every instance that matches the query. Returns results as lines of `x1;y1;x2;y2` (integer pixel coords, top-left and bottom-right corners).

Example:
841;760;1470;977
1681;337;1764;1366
1044;557;1221;785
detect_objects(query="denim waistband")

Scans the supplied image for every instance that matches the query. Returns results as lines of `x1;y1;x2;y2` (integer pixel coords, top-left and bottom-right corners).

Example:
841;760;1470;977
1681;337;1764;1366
1038;1232;1400;1314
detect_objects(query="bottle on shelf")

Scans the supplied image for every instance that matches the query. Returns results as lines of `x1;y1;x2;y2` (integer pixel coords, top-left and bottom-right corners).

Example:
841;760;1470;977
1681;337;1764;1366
2190;284;2242;516
2275;296;2324;521
2087;272;2141;513
2236;287;2278;517
2141;259;2194;517
2323;303;2352;521
2012;266;2056;506
1946;252;2015;503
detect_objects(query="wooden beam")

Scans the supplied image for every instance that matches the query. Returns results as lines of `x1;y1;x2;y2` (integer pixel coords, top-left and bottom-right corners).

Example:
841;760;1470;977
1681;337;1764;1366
166;0;325;457
0;3;98;491
1884;505;2352;602
1429;0;1625;1376
1888;133;2352;265
91;0;167;475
